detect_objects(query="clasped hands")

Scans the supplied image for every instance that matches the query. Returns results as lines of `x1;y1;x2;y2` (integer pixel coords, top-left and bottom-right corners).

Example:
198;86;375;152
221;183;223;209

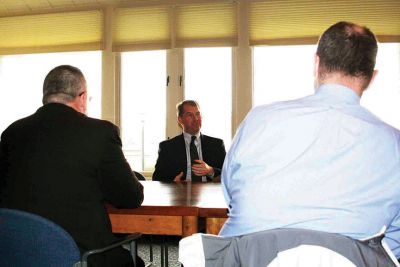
173;159;214;182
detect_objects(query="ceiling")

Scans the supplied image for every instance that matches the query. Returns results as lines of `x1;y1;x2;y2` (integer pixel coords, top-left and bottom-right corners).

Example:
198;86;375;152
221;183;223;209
0;0;166;17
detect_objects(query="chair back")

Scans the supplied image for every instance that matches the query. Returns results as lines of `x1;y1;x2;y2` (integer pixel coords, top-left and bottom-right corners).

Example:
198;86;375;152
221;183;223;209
134;171;146;181
0;208;81;267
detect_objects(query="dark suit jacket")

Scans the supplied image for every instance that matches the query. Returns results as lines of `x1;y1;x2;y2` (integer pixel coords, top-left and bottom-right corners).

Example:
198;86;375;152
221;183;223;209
152;133;226;182
0;103;143;267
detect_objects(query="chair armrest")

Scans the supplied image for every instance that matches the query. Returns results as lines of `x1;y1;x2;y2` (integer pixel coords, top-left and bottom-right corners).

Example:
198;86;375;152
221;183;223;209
80;233;142;267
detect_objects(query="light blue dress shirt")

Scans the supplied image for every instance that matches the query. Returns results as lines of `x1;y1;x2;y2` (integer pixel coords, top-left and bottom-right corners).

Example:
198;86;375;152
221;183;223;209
220;84;400;257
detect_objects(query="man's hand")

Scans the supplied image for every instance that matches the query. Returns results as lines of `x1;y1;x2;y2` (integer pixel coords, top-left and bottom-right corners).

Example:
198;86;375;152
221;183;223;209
192;159;214;177
174;172;184;182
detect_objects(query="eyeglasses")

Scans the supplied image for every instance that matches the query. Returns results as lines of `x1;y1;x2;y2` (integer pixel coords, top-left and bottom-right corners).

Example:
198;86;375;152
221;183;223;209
78;91;92;102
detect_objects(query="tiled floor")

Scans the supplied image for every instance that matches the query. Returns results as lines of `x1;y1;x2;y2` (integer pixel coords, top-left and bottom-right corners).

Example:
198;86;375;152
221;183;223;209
137;235;181;267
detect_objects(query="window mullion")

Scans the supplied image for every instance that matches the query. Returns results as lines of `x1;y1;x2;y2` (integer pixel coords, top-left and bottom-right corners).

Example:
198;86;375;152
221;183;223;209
166;48;184;139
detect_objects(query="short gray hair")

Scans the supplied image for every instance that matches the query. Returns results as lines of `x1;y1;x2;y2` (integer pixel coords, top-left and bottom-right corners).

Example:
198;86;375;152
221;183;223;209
42;65;86;105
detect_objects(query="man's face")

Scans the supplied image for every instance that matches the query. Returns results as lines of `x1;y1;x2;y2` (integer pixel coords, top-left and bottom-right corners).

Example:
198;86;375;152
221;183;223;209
178;104;202;135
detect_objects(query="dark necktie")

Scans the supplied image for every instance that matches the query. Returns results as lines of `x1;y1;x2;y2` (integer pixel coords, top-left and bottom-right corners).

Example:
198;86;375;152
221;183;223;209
190;135;201;182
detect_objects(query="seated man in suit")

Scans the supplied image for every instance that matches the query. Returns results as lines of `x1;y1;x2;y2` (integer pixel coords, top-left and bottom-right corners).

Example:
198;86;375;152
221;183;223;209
153;100;226;182
0;65;144;267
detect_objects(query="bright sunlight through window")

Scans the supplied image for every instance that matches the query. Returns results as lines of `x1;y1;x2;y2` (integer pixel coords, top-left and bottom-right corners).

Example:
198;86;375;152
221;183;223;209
184;47;232;148
0;51;102;134
120;50;167;172
361;43;400;129
253;45;316;107
253;43;400;130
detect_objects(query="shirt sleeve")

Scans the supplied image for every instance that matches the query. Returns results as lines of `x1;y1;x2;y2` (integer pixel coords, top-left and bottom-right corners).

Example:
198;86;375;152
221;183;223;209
384;212;400;258
221;121;246;209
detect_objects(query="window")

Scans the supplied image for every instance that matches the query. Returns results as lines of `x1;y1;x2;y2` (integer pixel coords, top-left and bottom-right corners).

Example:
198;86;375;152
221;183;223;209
253;45;316;107
253;43;400;130
184;47;232;148
120;50;167;172
0;51;101;134
361;43;400;130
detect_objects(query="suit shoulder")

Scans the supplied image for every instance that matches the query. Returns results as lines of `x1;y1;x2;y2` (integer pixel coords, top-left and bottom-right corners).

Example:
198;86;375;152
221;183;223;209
159;134;183;146
82;117;119;133
1;113;36;138
202;134;224;144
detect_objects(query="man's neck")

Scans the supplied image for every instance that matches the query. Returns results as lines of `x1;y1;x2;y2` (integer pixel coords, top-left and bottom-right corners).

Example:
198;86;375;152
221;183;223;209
318;73;365;97
183;131;200;138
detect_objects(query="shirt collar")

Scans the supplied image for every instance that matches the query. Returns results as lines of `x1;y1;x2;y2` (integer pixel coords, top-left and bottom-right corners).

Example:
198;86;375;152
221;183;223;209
183;132;200;144
315;84;361;105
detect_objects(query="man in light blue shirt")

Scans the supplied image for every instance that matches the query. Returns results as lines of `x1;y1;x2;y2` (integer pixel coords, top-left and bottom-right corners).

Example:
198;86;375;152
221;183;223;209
220;21;400;259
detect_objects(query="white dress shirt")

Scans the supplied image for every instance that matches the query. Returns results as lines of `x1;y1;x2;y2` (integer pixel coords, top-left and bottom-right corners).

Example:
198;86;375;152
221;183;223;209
183;132;206;182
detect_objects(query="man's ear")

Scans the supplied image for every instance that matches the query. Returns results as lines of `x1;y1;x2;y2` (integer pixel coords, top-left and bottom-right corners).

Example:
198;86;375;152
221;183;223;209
177;116;183;127
80;92;87;113
314;54;320;79
369;69;378;87
363;70;379;93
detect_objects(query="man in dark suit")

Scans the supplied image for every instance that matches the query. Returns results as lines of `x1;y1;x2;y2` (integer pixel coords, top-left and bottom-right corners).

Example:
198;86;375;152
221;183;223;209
0;65;144;267
153;100;226;182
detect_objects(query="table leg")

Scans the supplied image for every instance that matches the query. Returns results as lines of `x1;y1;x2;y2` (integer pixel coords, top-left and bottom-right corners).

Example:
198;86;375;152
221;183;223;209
206;217;227;235
182;216;198;237
160;241;164;267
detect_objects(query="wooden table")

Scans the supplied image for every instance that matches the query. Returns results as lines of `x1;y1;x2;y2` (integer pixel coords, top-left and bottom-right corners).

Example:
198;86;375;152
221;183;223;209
107;181;228;237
